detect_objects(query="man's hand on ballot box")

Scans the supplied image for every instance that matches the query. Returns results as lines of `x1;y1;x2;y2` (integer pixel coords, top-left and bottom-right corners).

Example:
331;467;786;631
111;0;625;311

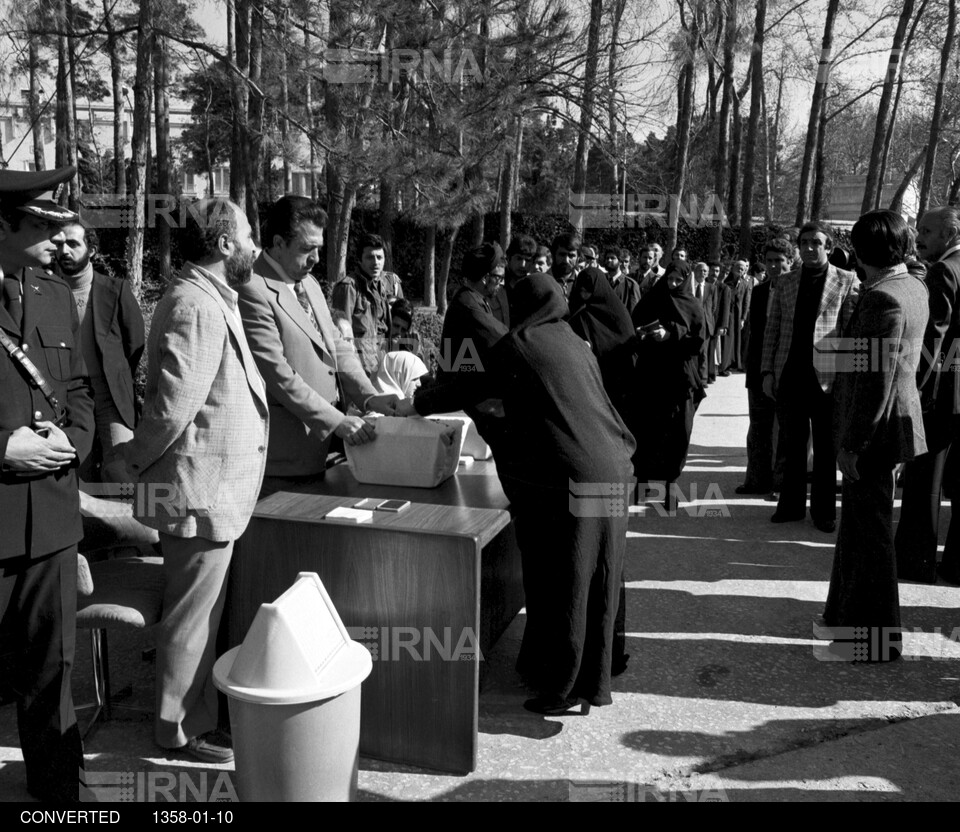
395;399;418;417
335;414;377;446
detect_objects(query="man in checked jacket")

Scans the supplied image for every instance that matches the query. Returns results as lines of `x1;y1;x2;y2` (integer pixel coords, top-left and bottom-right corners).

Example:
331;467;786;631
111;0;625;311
761;221;859;533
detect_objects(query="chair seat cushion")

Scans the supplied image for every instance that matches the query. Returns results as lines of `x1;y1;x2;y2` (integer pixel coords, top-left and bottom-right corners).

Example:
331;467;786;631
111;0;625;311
77;557;165;630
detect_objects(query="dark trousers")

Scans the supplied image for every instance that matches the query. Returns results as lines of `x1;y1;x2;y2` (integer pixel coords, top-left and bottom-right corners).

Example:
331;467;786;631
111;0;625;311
698;337;710;383
745;387;776;490
824;452;900;633
0;547;84;802
708;335;720;380
776;373;837;522
895;413;960;580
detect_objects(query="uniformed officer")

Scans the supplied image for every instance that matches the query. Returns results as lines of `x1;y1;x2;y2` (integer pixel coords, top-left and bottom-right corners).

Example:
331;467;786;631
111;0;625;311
0;165;94;802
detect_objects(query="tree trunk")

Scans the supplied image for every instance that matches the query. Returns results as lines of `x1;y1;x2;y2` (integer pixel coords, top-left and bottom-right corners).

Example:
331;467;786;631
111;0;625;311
795;0;840;226
499;115;523;247
153;34;171;283
305;24;317;199
878;1;927;205
126;0;153;301
436;225;459;315
229;0;249;209
709;0;736;260
246;1;263;243
862;0;917;213
761;81;773;221
56;0;78;208
811;96;828;219
28;38;45;171
728;92;743;226
739;0;767;260
278;9;291;194
917;0;957;217
423;224;437;308
468;212;485;248
608;0;626;207
889;147;926;213
571;0;604;233
102;0;124;194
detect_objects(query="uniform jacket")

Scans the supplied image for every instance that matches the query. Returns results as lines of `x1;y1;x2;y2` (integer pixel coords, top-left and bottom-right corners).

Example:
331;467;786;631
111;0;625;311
761;264;860;392
714;280;732;332
237;253;377;477
124;264;268;541
833;266;928;462
330;270;392;377
0;266;94;559
917;249;960;417
89;271;145;428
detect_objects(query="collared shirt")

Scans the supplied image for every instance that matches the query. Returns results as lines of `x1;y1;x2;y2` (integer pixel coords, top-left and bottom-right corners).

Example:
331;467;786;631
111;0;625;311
262;250;301;302
938;243;960;263
193;263;242;329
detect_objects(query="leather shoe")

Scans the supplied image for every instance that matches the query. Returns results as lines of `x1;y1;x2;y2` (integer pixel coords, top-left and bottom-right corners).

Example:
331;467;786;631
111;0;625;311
770;511;804;523
813;518;836;533
177;730;234;764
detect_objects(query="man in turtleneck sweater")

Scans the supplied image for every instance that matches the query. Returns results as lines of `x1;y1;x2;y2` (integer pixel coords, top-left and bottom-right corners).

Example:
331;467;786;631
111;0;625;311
57;222;144;482
760;221;859;533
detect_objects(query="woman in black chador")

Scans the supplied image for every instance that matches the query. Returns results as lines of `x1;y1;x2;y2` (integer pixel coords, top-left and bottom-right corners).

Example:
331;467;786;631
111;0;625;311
630;261;706;497
491;275;635;714
566;266;637;421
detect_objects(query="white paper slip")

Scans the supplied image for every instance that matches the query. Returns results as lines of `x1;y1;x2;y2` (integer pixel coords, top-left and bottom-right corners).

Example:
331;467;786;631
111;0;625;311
324;506;374;523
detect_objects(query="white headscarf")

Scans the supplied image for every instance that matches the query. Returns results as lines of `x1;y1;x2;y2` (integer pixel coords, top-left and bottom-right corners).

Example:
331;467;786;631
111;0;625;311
375;351;429;398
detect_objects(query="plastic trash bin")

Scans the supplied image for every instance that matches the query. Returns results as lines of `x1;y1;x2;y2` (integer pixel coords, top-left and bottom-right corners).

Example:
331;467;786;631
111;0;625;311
213;572;372;802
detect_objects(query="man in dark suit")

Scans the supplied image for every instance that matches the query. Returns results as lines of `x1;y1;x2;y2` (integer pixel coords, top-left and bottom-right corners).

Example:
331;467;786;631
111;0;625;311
0;166;94;801
604;247;641;316
237;196;397;489
895;205;960;583
693;261;715;384
57;222;144;483
823;210;928;662
737;239;792;494
712;262;732;377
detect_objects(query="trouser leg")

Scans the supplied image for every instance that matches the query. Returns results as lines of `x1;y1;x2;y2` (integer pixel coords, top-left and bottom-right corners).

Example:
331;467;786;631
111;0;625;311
810;385;838;524
155;533;234;749
1;548;84;802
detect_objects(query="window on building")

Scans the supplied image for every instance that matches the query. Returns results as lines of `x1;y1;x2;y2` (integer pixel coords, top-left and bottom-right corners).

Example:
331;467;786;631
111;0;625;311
184;171;196;191
213;167;230;194
0;117;14;143
23;161;36;172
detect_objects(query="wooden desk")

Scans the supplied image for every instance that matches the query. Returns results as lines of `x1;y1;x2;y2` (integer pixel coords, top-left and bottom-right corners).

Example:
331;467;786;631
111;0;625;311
228;462;523;774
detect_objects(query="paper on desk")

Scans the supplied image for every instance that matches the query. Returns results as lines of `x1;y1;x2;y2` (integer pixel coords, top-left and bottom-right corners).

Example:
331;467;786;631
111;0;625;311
324;506;374;523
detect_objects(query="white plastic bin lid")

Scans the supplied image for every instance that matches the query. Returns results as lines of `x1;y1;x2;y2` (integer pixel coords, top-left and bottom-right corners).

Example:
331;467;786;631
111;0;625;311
213;572;372;705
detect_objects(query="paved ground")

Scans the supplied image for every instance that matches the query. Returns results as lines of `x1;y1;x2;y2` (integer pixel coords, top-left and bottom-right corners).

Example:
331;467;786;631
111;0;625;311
2;373;959;802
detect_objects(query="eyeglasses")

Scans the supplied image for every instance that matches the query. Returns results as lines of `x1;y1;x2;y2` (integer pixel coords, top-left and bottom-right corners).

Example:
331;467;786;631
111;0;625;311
485;272;505;284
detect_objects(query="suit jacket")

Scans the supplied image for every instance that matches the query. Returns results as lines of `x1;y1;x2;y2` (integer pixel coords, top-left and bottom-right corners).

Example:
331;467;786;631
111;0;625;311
90;271;145;428
761;264;860;393
745;280;772;390
237;253;377;477
916;249;960;417
1;267;95;560
611;274;642;316
696;280;717;337
714;281;732;332
125;263;268;542
833;266;928;462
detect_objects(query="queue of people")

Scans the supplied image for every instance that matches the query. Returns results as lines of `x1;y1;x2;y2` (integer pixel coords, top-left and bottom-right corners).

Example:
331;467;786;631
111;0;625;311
2;162;958;803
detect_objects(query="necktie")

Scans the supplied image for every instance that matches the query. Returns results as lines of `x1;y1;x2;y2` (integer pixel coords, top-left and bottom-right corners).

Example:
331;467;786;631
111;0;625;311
696;283;703;301
2;276;23;329
295;280;320;331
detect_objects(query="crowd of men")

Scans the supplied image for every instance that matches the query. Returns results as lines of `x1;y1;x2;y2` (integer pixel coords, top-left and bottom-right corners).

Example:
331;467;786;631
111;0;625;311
3;160;960;799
